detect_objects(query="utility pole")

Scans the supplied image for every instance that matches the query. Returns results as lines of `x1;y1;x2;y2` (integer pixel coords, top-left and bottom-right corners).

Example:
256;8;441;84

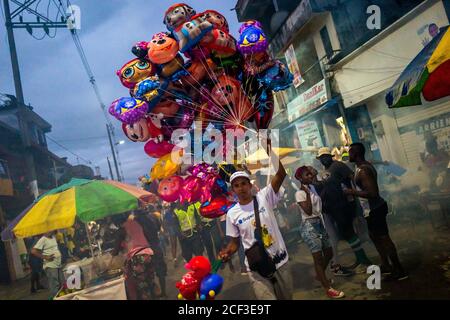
3;0;40;199
3;0;125;186
107;124;121;181
3;0;24;104
106;157;114;180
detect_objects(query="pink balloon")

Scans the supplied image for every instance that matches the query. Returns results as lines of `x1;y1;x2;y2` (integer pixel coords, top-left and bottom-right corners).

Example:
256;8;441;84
158;176;184;202
180;176;203;203
144;140;175;158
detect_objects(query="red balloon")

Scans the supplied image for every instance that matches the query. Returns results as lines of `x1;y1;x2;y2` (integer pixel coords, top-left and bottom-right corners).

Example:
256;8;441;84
200;195;233;219
209;75;254;129
157;175;183;202
144;140;175;158
185;256;211;280
176;271;200;300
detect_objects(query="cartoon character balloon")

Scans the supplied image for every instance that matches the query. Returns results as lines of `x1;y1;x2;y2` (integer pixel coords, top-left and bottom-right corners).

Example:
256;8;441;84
202;10;229;33
147;32;180;65
150;149;183;181
237;20;268;55
209;75;254;128
109;97;148;125
157;175;184;202
116;58;156;89
163;3;196;32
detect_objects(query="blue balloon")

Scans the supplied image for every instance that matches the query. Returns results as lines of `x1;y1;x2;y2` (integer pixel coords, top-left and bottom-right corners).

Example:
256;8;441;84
200;274;224;298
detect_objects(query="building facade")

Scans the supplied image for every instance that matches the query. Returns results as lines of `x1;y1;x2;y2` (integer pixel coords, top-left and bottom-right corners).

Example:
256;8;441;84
235;0;450;180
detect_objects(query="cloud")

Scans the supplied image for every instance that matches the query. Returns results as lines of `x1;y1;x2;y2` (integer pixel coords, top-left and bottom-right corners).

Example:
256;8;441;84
0;0;241;184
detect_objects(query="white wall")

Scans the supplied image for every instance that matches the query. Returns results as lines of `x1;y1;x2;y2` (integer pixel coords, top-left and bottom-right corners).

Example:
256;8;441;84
333;1;449;108
365;93;409;166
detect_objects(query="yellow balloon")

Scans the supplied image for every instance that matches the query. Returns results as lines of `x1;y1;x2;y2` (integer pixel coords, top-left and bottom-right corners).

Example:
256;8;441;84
209;290;215;297
150;149;183;181
177;293;183;300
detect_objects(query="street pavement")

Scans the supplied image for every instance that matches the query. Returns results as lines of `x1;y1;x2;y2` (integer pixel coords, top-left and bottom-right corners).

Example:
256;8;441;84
1;211;449;300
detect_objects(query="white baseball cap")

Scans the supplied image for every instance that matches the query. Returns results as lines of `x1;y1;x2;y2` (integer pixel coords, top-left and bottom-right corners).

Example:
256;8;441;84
229;171;251;184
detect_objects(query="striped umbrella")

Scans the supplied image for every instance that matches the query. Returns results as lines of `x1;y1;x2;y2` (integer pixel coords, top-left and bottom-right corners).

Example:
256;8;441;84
1;178;157;240
386;25;450;108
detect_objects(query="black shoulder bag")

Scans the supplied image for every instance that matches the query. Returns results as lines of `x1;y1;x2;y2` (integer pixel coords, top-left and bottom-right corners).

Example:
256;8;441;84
245;196;277;279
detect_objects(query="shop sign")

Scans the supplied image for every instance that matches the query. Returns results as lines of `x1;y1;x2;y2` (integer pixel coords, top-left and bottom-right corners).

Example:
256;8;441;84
295;120;324;149
270;0;313;55
287;79;329;122
284;44;304;88
398;112;450;135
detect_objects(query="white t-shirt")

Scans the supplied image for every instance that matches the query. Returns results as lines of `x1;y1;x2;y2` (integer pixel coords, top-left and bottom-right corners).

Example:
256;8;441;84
226;185;288;270
33;236;62;269
295;185;322;221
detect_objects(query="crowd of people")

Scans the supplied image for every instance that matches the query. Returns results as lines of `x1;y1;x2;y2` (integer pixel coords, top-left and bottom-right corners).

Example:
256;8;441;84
23;139;410;300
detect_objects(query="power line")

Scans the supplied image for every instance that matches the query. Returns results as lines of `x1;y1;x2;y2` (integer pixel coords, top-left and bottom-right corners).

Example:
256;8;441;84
338;72;401;97
55;136;108;142
47;135;95;165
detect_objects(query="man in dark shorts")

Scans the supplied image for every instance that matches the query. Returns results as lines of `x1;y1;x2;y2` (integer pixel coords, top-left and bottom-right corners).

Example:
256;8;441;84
346;143;407;281
317;147;372;274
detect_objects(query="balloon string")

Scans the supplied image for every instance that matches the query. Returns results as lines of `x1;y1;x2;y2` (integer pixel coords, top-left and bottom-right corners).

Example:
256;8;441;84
211;259;223;274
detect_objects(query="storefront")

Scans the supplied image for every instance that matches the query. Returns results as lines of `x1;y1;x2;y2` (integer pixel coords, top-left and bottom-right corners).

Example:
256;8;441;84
284;78;351;166
333;0;450;169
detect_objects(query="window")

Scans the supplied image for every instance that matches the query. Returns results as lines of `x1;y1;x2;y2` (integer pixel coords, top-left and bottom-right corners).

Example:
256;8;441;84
320;26;334;59
0;160;9;178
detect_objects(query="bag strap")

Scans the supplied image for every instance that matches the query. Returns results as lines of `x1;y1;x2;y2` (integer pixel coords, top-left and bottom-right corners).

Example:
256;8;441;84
253;196;263;243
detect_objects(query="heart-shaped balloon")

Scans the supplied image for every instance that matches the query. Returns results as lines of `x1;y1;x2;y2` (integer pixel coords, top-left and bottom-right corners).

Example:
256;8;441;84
144;140;175;158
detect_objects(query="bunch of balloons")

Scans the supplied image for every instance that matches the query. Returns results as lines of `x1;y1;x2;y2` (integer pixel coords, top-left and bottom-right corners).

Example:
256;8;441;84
157;163;233;218
108;3;293;213
176;256;224;300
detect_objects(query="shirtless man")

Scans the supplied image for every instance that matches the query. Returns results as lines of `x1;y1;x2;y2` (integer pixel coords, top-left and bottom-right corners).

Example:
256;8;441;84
345;143;408;281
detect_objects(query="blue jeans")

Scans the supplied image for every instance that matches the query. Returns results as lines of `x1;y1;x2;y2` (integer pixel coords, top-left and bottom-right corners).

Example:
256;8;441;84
300;217;331;254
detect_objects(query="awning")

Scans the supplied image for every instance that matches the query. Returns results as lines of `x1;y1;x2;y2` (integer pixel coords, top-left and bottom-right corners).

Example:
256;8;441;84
385;25;450;108
245;147;298;163
282;97;338;132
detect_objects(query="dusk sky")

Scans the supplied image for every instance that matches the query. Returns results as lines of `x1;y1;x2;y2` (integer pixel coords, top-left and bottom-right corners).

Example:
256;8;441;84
0;0;240;184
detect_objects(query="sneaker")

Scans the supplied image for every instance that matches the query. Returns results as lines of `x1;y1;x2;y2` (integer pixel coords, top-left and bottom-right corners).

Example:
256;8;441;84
380;265;393;275
383;271;409;282
353;264;370;274
332;266;354;277
326;288;345;299
240;267;248;275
